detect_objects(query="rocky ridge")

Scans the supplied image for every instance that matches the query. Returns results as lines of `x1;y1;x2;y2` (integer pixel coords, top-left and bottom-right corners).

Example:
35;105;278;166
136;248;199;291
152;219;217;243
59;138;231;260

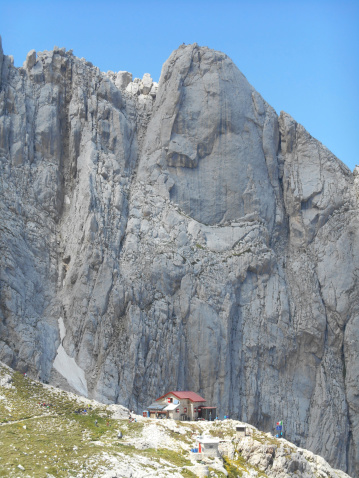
0;38;358;475
0;362;352;477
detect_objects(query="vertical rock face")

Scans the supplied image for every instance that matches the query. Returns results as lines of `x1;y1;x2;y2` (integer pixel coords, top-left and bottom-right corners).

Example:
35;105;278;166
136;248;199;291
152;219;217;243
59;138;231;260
0;40;358;475
138;45;277;228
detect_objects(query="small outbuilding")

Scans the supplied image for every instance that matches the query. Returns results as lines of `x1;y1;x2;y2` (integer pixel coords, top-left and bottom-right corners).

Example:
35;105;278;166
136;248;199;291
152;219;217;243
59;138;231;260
191;435;220;459
145;402;167;419
236;425;250;438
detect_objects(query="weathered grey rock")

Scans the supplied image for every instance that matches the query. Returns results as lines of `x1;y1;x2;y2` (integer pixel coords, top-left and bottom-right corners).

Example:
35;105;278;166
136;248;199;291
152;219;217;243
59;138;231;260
150;82;158;98
115;70;132;90
0;36;3;87
235;434;351;478
0;42;357;476
139;73;153;95
126;80;140;95
23;49;36;70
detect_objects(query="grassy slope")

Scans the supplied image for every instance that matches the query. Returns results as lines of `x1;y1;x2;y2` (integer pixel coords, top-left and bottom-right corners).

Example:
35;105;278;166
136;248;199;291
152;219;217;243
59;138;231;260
0;363;349;478
0;365;198;477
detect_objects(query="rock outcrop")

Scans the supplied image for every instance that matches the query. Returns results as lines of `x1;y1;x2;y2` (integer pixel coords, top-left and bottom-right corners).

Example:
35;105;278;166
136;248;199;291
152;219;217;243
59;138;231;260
0;361;350;478
0;39;358;475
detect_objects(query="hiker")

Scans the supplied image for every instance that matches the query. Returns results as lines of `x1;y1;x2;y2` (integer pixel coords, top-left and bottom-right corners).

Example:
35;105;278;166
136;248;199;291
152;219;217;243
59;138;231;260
95;419;98;427
117;430;122;439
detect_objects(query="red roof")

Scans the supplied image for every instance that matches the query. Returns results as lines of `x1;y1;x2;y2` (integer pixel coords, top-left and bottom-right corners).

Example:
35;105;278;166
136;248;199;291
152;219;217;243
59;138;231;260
156;391;206;403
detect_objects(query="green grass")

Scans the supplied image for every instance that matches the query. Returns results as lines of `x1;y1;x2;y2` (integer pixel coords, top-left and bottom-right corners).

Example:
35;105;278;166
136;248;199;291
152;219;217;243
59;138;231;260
180;469;197;477
223;456;244;477
1;417;91;476
0;364;308;478
211;421;236;439
122;419;145;436
0;410;120;476
104;444;195;473
143;447;192;467
165;426;193;444
223;454;270;478
252;431;282;447
0;368;120;477
0;366;201;477
208;467;227;478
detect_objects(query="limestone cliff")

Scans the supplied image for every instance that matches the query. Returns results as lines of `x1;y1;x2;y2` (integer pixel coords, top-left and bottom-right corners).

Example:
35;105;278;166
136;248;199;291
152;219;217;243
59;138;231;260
0;39;358;475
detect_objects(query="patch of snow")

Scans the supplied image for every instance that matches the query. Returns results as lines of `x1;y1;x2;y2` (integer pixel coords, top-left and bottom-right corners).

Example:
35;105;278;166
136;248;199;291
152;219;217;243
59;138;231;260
58;316;66;342
53;317;88;397
53;345;88;397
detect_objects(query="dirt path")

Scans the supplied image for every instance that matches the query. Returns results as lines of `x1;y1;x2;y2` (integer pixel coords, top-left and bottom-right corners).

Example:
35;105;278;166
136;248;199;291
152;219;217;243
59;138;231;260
0;413;57;426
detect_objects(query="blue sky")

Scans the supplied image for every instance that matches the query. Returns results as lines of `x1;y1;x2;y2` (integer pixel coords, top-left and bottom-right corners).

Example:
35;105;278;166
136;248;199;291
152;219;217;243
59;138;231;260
1;0;358;170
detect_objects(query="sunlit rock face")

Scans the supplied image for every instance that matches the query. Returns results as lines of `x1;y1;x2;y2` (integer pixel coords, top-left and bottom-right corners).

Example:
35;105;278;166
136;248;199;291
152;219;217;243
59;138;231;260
0;38;358;476
138;45;278;229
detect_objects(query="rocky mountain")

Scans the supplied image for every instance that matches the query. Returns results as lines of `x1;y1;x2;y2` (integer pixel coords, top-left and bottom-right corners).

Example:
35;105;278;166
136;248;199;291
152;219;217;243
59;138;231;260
0;37;358;475
0;362;352;477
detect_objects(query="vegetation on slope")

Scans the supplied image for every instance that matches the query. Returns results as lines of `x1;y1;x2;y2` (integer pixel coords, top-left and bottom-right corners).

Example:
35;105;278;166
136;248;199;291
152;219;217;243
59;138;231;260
0;363;350;478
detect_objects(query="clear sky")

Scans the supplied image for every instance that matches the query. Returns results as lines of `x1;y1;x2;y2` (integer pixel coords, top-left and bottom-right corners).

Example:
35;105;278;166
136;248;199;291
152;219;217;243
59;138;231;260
1;0;358;170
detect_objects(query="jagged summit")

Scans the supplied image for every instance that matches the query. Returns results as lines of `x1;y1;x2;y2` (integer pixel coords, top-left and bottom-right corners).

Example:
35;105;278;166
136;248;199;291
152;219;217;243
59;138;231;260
0;39;358;476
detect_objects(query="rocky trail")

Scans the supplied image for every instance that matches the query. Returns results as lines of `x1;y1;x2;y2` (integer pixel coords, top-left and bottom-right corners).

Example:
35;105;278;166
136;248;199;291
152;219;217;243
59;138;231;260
0;362;353;477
